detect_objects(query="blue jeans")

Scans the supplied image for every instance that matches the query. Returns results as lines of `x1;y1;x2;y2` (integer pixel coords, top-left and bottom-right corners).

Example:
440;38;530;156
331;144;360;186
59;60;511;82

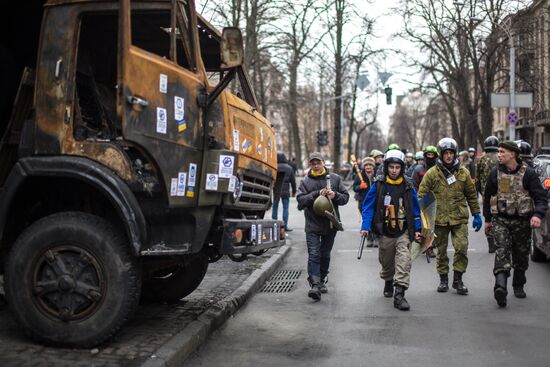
306;231;337;280
272;196;290;228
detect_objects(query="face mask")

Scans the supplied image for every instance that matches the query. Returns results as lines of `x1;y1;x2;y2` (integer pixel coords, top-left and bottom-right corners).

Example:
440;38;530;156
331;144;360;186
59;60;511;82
426;156;437;168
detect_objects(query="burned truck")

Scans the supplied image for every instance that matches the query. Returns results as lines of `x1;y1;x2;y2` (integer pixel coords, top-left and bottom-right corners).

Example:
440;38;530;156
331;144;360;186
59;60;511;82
0;0;284;347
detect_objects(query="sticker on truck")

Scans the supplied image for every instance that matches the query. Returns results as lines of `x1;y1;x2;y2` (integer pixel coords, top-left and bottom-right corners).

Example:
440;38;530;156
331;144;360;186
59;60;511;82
157;107;167;134
206;173;218;191
160;74;168;93
177;172;187;196
219;155;235;178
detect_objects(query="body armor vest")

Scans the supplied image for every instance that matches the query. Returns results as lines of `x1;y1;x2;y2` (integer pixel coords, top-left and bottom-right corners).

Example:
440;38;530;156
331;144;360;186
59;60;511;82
490;163;534;217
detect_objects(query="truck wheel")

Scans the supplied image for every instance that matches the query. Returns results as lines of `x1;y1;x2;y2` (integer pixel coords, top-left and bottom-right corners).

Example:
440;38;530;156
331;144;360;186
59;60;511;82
531;236;549;262
4;212;141;347
142;254;208;302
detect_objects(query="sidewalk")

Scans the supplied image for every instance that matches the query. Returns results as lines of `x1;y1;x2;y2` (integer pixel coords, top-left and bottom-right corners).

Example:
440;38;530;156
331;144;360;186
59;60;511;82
0;245;290;367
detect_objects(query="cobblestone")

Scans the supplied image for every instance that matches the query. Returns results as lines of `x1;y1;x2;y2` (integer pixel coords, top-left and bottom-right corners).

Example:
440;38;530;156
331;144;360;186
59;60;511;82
0;252;274;367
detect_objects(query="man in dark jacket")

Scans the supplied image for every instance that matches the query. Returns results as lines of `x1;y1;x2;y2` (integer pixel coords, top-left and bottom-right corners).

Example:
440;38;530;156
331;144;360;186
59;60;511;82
361;150;421;311
483;141;547;307
272;153;297;231
297;152;349;301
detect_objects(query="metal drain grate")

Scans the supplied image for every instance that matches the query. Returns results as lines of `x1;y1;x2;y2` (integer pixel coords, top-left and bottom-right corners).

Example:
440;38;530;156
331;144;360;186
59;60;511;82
260;270;302;293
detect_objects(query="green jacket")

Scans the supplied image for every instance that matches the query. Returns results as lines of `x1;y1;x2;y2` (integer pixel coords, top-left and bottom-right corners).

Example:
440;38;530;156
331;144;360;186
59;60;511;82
418;163;480;226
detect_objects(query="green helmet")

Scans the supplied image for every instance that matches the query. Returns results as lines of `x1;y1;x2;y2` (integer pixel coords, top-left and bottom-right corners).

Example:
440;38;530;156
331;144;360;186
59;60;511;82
313;195;333;217
369;149;384;158
387;143;400;151
423;145;438;156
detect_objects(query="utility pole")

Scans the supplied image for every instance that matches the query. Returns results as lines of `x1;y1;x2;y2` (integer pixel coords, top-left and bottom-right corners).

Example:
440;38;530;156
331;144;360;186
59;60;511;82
509;35;516;141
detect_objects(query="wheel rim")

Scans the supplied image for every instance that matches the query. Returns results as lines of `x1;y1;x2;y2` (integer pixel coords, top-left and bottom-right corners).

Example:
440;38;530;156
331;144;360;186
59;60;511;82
32;244;106;322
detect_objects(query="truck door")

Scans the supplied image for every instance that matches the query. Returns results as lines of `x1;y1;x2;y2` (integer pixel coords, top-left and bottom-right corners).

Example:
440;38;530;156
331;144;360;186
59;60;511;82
118;0;204;206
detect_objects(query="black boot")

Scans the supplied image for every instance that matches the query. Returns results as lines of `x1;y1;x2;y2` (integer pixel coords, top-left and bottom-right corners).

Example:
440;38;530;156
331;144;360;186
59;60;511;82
494;272;508;307
383;280;394;298
452;271;469;295
437;273;449;293
393;285;410;311
307;276;322;301
320;275;328;294
488;238;496;253
512;270;526;298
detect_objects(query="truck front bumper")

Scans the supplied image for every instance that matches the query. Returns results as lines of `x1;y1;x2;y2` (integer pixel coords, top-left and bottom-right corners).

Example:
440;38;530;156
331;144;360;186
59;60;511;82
220;218;286;254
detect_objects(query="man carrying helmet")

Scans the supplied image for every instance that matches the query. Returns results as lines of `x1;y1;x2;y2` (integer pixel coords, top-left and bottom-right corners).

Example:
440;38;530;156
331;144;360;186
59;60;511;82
483;141;547;307
476;136;500;253
418;138;482;295
361;150;422;311
297;152;350;301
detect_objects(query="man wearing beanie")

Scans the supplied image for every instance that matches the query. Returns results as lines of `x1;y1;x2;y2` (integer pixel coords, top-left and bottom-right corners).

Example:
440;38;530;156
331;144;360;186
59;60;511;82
483;141;547;307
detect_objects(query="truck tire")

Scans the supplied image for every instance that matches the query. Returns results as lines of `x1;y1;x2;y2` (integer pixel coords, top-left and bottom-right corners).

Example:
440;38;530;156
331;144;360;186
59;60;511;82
4;212;141;347
142;254;208;302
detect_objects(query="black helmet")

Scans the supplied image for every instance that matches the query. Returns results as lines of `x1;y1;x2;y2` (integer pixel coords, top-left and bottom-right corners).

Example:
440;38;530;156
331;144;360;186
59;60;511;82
518;141;533;158
484;136;499;152
437;137;458;156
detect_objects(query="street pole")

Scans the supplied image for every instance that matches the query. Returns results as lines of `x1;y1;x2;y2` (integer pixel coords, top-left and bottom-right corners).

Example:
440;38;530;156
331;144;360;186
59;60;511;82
509;35;516;141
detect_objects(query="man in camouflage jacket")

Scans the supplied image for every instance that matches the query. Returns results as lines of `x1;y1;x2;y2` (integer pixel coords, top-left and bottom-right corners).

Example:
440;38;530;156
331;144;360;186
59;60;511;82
476;136;500;253
418;138;482;295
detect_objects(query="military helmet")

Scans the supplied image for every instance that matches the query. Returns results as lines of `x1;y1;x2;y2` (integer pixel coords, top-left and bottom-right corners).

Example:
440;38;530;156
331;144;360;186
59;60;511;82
313;195;333;217
468;147;476;153
484;136;499;152
423;145;438;159
387;143;401;151
369;149;384;158
518;141;533;158
414;151;424;161
437;137;458;155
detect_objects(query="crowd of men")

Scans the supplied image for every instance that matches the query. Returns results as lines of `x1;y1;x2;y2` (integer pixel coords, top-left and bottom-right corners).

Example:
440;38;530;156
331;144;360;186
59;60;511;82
291;136;547;311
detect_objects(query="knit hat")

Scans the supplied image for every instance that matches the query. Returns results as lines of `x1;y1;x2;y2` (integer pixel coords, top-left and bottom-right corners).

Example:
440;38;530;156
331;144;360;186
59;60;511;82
499;140;521;155
362;157;375;166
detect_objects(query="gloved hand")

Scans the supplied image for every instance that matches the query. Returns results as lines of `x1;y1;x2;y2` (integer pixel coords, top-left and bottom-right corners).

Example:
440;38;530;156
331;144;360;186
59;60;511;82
360;182;368;189
473;213;482;232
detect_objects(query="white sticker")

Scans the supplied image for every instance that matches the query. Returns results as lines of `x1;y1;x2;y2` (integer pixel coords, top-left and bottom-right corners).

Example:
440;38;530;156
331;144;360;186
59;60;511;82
228;175;236;193
260;127;264;141
188;163;197;187
206;173;218;191
274;223;278;241
156;107;167;134
177;172;187;196
257;224;262;245
170;178;178;196
447;175;457;185
219;155;235;178
251;224;257;242
174;96;184;121
160;74;168;93
384;194;392;206
233;130;240;151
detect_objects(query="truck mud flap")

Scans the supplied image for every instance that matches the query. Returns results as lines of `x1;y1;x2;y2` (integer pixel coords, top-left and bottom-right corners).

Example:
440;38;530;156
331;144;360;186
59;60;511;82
220;218;285;255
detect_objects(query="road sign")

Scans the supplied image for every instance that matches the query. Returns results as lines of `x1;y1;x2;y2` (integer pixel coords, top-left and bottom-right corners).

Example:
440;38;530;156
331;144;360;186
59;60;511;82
491;92;533;108
507;111;519;124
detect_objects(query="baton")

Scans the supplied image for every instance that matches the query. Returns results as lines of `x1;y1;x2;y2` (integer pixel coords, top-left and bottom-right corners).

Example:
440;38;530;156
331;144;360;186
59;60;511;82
357;234;367;260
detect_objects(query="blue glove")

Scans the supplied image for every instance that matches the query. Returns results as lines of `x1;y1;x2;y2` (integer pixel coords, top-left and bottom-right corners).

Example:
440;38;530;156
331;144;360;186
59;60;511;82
473;213;482;232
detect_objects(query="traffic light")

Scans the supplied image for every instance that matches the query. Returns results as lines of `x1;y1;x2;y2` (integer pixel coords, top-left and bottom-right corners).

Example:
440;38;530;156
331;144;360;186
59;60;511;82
384;87;392;105
317;130;329;146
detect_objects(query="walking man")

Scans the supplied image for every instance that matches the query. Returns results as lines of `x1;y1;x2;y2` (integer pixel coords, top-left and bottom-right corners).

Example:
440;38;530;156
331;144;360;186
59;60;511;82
418;138;482;295
353;157;376;247
361;150;422;311
483;141;547;307
297;152;349;301
272;153;296;231
476;136;500;253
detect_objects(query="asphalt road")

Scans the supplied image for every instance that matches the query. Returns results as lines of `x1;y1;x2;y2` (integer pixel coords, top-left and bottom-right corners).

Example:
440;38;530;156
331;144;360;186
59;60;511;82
186;188;550;367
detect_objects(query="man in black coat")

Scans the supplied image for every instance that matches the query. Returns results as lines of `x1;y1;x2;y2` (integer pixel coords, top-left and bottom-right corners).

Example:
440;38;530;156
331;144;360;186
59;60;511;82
272;153;297;231
297;152;349;301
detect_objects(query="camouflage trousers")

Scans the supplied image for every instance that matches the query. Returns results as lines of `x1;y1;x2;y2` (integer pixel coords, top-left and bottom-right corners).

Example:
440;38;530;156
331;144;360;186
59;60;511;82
378;233;411;289
434;224;469;274
492;216;531;275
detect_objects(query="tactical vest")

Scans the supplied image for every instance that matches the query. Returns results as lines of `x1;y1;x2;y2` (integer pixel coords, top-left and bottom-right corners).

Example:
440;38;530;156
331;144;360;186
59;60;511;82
490;163;534;217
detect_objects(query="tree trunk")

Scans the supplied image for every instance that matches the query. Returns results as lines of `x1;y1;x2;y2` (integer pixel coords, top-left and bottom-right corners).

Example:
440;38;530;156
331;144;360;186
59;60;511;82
332;0;344;171
289;63;302;168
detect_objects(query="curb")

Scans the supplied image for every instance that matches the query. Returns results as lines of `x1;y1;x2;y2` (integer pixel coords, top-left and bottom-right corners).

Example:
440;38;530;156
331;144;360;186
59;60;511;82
140;244;292;367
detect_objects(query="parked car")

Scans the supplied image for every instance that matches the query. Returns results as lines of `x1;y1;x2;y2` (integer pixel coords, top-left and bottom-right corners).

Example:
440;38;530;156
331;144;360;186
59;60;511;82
531;155;550;262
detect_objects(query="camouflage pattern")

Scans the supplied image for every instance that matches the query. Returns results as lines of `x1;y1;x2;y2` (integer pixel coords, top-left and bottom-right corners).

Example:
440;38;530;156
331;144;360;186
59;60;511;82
476;152;498;195
418;165;480;226
434;224;469;274
490;163;534;217
492;216;531;275
378;233;411;289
